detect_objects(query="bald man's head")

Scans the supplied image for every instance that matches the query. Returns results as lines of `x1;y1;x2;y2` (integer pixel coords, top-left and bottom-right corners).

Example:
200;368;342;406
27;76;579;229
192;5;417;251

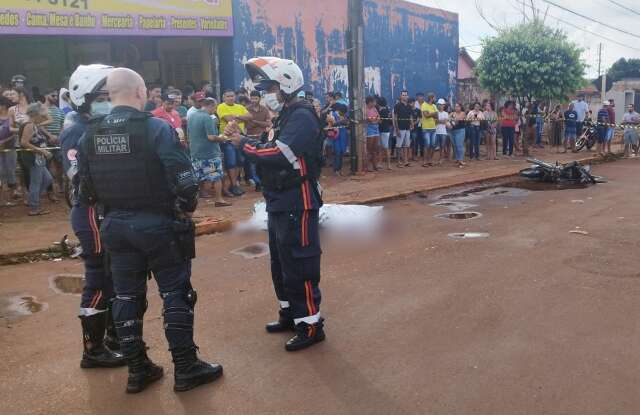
106;68;147;110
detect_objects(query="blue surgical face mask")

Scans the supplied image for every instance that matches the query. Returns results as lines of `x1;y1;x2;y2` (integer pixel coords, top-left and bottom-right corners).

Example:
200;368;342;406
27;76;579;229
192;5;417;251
91;101;112;116
263;92;283;113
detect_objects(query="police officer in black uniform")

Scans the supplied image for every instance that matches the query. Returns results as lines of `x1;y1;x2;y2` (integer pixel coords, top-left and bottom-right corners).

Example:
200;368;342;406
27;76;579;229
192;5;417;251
77;68;222;393
237;57;325;351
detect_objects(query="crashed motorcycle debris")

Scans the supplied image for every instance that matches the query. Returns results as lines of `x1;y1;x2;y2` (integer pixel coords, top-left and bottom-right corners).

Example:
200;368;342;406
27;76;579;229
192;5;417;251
519;159;607;185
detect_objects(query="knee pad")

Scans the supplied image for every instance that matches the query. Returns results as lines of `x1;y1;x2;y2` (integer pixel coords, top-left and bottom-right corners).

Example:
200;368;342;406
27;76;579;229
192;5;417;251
160;287;195;335
113;294;146;349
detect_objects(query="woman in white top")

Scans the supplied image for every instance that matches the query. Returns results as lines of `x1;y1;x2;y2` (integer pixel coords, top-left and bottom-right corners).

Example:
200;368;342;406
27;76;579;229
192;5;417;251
435;99;450;161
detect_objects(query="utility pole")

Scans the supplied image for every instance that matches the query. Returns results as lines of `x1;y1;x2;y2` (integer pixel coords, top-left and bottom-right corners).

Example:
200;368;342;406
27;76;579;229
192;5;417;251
347;0;365;174
598;43;606;104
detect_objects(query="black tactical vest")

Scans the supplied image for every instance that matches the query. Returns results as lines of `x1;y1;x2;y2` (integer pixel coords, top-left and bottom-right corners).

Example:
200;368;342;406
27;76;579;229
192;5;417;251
84;110;173;213
259;101;324;192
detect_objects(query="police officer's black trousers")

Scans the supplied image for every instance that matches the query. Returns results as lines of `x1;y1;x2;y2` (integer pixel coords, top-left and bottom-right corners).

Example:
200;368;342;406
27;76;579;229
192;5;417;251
100;211;196;359
268;210;322;324
71;205;113;317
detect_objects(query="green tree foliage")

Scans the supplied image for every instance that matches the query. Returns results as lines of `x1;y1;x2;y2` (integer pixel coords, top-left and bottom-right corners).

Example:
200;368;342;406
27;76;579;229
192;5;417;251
607;58;640;83
476;21;586;105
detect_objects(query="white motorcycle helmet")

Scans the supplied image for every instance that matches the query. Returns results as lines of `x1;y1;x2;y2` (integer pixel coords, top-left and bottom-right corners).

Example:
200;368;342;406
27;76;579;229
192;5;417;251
68;64;114;109
245;57;304;98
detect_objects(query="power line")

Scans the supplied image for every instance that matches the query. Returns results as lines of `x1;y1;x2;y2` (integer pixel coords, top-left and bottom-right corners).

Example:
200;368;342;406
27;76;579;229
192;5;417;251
606;0;640;16
540;0;640;40
518;0;640;53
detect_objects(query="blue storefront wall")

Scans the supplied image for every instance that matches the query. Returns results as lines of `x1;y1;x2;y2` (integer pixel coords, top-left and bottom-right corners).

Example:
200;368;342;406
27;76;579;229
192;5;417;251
220;0;458;103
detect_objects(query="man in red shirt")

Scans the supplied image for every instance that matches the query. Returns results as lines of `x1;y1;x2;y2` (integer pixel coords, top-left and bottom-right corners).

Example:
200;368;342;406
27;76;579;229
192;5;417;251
152;92;185;144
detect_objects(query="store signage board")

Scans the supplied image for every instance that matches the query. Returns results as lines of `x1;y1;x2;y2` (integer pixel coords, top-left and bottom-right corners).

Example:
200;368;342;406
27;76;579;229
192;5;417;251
0;0;233;36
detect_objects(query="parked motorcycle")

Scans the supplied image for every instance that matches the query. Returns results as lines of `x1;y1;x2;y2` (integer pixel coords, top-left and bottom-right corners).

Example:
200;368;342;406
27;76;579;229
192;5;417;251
519;159;606;184
574;121;597;152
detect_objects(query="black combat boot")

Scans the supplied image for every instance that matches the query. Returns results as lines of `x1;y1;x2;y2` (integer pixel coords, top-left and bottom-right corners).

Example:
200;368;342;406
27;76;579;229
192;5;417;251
80;314;126;368
126;348;164;394
265;308;295;333
172;347;223;392
285;319;326;352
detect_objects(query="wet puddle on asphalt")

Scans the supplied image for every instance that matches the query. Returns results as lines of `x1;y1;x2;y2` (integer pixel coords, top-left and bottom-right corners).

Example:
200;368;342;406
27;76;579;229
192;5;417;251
0;293;48;320
50;274;84;295
435;212;483;220
231;243;270;259
424;178;584;237
448;232;490;239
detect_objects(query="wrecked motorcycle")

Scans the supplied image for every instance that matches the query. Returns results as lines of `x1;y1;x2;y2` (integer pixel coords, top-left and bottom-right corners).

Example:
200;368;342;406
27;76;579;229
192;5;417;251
519;159;606;184
574;121;598;152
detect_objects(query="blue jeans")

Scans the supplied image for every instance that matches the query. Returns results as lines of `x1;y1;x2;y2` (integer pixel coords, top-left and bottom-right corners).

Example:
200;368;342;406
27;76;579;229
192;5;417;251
535;117;544;145
423;129;437;149
450;129;466;161
501;127;515;156
221;142;239;169
332;139;344;172
101;210;196;356
243;157;260;185
606;127;615;142
468;125;481;159
28;161;53;210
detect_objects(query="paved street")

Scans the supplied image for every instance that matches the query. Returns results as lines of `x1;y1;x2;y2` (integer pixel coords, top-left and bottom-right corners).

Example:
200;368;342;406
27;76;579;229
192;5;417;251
1;159;639;414
0;144;621;257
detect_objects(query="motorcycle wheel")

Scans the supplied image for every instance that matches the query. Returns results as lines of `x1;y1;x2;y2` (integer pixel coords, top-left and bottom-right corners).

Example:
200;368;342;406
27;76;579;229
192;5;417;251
574;137;586;151
519;168;543;179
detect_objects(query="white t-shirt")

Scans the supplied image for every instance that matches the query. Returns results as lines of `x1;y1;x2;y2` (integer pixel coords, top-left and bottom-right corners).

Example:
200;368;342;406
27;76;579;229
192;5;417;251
572;100;589;122
436;111;449;135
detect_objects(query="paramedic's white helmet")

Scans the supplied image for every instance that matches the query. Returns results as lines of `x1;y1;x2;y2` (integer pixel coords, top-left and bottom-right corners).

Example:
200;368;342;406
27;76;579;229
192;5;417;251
68;64;114;107
245;57;304;96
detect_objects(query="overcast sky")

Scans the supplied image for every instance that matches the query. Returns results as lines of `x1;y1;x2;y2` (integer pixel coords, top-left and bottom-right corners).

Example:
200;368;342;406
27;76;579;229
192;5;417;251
406;0;640;78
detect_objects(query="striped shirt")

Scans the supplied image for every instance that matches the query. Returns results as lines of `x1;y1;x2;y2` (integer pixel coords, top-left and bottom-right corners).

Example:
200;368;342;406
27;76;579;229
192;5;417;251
46;106;65;137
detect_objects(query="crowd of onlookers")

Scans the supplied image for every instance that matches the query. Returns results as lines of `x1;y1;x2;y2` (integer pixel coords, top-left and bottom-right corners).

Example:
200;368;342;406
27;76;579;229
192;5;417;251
2;72;639;216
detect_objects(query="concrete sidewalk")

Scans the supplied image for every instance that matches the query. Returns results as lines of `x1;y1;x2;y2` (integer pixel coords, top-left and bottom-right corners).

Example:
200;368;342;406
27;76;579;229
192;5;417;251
0;145;622;258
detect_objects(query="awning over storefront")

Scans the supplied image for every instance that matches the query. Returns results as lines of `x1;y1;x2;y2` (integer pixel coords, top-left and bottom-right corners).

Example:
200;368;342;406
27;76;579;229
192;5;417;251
0;0;233;37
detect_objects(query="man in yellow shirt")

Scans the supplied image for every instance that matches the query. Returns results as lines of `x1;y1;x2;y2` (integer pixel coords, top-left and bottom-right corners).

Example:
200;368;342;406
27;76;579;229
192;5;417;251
217;90;253;196
420;93;438;166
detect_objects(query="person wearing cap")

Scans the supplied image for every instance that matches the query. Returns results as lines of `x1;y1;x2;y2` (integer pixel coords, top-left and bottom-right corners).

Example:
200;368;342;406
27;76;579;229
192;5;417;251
187;91;206;121
435;99;450;161
152;91;185;144
11;74;26;88
238;56;325;351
